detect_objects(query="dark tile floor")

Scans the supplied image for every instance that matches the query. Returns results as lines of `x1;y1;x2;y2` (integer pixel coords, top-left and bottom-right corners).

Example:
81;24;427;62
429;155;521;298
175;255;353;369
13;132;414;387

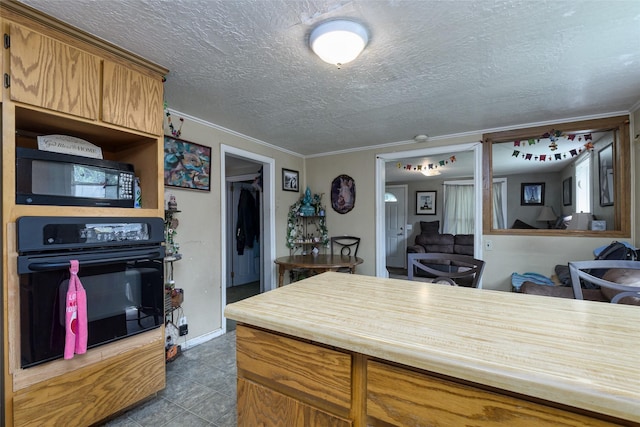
101;282;261;426
102;331;237;427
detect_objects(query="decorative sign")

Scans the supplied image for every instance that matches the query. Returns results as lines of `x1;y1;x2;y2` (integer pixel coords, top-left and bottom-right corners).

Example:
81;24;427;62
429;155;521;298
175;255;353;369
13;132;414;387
37;135;103;159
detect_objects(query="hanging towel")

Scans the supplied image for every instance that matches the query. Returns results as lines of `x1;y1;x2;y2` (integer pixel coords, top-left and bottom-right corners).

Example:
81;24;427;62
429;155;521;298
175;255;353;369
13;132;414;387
64;260;88;359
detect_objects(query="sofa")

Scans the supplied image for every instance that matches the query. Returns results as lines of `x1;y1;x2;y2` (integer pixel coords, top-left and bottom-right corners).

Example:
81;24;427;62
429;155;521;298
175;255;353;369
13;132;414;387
407;220;474;256
521;264;640;305
406;220;475;285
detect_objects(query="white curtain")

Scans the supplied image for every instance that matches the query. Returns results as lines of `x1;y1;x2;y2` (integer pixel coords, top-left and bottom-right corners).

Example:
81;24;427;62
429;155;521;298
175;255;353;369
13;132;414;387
492;181;506;229
443;183;474;234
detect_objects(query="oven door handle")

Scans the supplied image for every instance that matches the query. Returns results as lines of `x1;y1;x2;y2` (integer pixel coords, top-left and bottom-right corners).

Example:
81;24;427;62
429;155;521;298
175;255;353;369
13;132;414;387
26;250;164;272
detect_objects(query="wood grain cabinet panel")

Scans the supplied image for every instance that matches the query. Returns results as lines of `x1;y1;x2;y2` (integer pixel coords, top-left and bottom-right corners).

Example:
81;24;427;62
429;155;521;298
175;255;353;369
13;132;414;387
102;61;163;135
12;340;165;427
366;360;621;427
9;23;100;120
238;378;352;427
236;325;352;411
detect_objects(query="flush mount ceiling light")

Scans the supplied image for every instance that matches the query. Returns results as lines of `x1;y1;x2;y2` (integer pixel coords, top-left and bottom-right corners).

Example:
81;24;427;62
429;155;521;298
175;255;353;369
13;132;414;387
421;169;441;177
310;20;368;67
414;134;429;143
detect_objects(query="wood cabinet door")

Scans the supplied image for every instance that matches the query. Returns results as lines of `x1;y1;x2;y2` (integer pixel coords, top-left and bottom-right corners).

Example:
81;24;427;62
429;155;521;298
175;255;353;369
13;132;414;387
102;60;163;135
367;360;620;427
9;23;100;120
238;378;352;427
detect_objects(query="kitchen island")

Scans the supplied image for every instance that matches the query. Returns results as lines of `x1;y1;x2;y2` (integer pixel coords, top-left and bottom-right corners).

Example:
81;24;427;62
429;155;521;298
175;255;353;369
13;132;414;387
224;272;640;426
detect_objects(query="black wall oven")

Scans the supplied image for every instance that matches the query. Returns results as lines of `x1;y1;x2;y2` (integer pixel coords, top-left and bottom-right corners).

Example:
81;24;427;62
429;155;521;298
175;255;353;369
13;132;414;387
17;216;165;369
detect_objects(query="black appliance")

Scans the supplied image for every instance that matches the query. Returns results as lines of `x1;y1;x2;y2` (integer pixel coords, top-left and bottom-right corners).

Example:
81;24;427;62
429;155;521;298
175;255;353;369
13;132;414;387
17;216;165;368
16;147;136;207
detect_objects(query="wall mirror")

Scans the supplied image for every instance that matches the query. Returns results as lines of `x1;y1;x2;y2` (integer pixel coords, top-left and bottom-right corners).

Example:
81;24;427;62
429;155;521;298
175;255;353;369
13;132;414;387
482;115;630;236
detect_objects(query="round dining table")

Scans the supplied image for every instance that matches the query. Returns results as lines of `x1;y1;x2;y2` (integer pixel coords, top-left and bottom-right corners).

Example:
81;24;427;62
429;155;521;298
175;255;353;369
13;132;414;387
274;254;363;287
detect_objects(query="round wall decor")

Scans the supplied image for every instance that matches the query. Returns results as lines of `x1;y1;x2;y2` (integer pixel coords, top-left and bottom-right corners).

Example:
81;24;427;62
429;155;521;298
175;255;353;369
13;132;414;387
331;174;356;214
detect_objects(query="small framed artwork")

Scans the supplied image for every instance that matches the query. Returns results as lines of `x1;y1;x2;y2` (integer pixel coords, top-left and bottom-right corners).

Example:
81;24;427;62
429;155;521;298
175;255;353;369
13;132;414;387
521;182;544;206
598;143;614;206
282;168;299;192
164;136;211;191
416;191;436;215
562;177;572;206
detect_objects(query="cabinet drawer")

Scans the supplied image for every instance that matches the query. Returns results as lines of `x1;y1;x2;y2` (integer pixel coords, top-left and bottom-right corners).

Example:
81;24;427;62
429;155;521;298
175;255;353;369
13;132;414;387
238;378;352;427
9;23;100;120
367;360;620;427
236;325;351;411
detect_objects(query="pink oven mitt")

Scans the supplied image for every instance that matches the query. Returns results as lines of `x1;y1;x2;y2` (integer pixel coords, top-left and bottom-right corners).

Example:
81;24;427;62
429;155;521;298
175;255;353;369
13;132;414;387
64;260;88;359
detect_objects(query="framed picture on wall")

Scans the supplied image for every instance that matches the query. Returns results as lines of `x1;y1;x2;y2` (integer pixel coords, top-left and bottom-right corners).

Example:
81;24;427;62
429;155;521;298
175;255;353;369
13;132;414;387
520;182;544;206
282;168;299;192
598;143;614;206
416;191;436;215
164;136;211;191
562;177;572;206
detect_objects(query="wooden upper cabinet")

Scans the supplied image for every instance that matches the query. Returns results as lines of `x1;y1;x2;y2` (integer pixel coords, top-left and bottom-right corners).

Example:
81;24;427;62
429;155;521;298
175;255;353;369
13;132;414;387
102;61;163;135
8;23;100;120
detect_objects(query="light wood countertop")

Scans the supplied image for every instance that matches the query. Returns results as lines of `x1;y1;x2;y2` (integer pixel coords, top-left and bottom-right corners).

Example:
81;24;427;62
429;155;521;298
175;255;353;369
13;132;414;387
224;272;640;423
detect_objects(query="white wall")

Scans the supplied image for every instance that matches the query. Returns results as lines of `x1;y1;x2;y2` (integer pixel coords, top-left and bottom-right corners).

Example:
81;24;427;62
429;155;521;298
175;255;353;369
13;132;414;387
162;112;303;348
307;121;637;292
166;108;639;344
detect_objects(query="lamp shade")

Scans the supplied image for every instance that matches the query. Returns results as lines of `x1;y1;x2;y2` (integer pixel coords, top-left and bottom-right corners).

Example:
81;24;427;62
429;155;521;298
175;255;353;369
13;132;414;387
536;206;557;222
310;20;368;66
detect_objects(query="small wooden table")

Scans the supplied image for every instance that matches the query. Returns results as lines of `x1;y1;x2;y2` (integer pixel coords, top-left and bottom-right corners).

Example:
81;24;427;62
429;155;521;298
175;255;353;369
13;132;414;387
274;254;363;287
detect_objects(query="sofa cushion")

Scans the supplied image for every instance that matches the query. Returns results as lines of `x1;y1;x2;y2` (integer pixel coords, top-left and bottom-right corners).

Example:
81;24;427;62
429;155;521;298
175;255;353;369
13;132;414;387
511;219;537;229
415;233;454;254
600;269;640;305
520;282;608;301
419;220;440;234
454;234;474;256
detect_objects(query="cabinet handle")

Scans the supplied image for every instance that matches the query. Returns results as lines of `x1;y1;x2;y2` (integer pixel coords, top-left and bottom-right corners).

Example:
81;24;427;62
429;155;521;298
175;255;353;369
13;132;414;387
3;73;9;89
3;33;9;49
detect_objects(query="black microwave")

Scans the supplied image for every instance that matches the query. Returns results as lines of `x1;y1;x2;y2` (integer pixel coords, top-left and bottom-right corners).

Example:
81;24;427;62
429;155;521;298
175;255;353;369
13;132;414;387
16;147;136;208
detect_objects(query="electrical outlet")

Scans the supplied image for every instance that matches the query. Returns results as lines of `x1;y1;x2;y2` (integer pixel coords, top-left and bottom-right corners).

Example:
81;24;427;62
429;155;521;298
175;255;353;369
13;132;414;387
179;324;188;336
484;240;493;251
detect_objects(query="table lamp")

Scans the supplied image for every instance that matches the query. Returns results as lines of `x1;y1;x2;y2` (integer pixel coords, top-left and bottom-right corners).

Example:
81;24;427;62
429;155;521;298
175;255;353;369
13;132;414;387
536;206;557;229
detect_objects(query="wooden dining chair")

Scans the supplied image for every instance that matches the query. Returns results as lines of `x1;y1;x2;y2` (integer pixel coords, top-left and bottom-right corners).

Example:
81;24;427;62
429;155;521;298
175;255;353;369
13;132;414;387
407;253;485;288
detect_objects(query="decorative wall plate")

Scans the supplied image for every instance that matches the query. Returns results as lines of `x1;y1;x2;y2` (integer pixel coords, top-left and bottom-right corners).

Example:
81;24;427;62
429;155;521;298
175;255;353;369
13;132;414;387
331;174;355;214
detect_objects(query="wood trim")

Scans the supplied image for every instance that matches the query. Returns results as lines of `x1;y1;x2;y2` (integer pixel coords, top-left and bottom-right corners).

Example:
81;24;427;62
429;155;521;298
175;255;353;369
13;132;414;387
350;354;367;427
0;0;168;76
483;116;628;143
483;115;631;236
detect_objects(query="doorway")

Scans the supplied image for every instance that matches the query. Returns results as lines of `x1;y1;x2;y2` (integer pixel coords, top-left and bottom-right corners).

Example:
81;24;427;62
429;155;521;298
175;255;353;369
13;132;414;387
374;143;483;279
385;185;408;269
220;145;275;332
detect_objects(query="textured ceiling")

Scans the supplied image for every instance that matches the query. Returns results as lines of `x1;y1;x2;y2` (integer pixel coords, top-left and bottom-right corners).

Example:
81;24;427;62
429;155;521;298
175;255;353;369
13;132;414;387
20;0;640;158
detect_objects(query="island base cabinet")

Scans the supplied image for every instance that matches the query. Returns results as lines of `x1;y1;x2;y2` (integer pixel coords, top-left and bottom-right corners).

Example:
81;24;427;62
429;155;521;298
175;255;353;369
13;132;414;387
366;360;622;427
238;378;352;427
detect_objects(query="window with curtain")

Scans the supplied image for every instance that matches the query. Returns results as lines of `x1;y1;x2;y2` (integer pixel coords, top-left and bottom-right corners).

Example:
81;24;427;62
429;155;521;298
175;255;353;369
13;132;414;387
575;153;591;214
443;181;475;234
492;179;506;229
443;179;506;234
